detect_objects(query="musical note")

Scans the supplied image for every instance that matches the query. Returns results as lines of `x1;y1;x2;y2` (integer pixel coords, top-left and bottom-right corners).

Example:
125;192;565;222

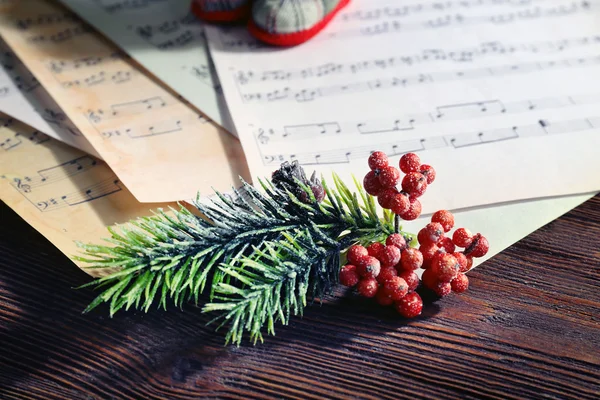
339;0;538;23
282;122;342;139
26;131;50;145
31;177;122;212
252;91;600;146
46;52;123;74
15;12;78;30
260;115;600;165
16;156;100;191
27;25;92;43
228;34;596;85
319;1;594;41
239;54;600;104
0;134;21;151
357;119;416;135
93;0;169;14
435;100;507;119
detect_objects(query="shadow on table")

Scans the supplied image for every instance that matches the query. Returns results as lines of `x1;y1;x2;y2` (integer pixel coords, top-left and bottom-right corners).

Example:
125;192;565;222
0;202;440;395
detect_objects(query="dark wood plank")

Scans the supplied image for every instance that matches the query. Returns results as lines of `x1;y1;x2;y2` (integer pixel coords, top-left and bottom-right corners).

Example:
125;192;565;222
1;196;599;399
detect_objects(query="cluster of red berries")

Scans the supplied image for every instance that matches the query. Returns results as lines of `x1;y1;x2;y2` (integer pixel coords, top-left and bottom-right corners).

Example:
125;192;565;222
339;233;425;318
339;210;489;318
417;210;489;297
363;152;435;221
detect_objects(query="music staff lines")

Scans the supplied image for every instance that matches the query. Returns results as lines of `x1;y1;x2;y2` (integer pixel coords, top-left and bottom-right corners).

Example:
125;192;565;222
86;96;169;123
260;116;600;166
15;11;78;30
339;0;546;22
46;52;125;74
57;69;139;89
94;0;169;14
0;129;49;152
322;1;592;41
90;111;207;140
27;25;92;44
234;36;600;85
254;93;600;144
11;156;100;193
240;55;600;104
9;176;123;212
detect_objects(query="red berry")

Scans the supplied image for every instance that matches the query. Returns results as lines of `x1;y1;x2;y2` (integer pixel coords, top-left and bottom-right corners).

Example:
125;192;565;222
386;233;407;251
431;210;454;232
390;193;410;214
451;273;469;293
395;292;423;318
383;276;409;301
421;268;438;289
419;242;441;263
377;188;398;209
465;234;489;258
401;172;428;198
419;164;436;184
398;197;422;220
399;248;423;271
347;245;368;265
430;253;459;282
363;171;383;196
357;256;381;278
375;287;394;305
368;151;388;170
379;245;401;268
466;256;474;271
399;270;419;292
399;153;420;174
367;242;385;259
453;252;469;273
421;222;445;244
357;278;379;297
452;228;473;248
432;281;452;297
438;237;456;253
339;265;360;287
377;266;398;284
378;166;401;189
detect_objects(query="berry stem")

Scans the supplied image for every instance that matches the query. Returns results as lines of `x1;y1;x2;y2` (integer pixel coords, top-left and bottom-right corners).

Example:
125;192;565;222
394;214;400;234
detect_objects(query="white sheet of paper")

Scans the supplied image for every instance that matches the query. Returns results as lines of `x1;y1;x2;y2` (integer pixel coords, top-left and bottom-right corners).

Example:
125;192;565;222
205;0;600;214
57;0;234;132
0;39;99;157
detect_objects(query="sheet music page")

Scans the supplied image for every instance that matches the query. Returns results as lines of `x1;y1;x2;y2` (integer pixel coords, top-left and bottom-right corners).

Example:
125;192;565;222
56;0;233;131
0;0;249;203
0;38;99;157
1;114;595;278
206;0;600;213
0;117;177;278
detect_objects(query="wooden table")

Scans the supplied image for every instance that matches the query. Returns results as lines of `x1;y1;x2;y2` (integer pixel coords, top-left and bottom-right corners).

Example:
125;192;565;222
1;197;599;399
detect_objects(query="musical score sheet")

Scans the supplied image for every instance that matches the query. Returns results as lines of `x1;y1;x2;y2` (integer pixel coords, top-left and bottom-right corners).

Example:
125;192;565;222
0;114;595;278
0;116;176;278
57;0;233;132
0;0;249;203
206;0;600;213
0;38;99;157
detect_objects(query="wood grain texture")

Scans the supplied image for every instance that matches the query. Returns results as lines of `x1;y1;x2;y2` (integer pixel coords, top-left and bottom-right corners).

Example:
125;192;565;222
1;196;599;399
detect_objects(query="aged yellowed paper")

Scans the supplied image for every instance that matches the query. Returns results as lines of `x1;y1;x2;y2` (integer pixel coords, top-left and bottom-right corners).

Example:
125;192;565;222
0;0;249;203
0;116;175;278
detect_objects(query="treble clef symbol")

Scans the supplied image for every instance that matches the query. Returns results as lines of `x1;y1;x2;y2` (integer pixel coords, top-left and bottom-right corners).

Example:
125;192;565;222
14;178;31;193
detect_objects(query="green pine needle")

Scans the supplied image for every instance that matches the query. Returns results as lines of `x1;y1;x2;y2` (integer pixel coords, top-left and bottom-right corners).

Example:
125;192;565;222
76;170;415;345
